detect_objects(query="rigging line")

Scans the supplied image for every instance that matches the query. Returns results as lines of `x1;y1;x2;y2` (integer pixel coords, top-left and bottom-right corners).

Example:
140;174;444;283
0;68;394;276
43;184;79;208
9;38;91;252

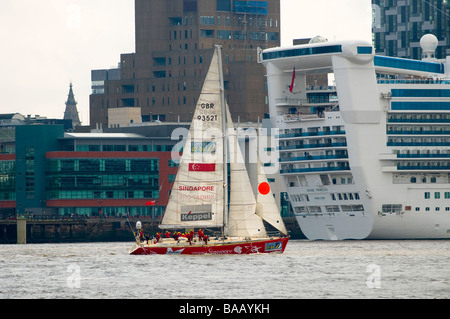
126;212;138;243
421;0;450;19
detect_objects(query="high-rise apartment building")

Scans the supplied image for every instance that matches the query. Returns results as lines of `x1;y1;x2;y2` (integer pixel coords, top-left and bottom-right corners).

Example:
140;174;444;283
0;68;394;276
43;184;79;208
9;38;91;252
372;0;450;59
90;0;280;129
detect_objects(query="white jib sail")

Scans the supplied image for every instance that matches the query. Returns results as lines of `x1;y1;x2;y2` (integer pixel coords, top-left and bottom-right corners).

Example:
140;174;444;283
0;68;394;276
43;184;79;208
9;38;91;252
226;108;267;238
255;157;288;235
160;49;225;229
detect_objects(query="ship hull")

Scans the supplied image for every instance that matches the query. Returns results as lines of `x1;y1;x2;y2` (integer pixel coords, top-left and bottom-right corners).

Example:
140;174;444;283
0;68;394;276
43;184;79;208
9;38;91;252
369;213;450;239
296;214;373;241
295;212;450;240
130;237;289;255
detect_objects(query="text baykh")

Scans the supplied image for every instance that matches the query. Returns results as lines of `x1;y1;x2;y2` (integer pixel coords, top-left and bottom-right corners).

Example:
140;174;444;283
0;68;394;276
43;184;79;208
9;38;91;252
179;303;270;316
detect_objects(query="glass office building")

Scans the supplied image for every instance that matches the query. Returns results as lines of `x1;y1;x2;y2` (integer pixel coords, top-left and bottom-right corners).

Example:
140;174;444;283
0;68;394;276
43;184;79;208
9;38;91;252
1;125;180;218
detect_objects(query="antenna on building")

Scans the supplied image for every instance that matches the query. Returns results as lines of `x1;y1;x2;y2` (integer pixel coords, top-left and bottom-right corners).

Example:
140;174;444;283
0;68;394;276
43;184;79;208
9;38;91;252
420;34;438;62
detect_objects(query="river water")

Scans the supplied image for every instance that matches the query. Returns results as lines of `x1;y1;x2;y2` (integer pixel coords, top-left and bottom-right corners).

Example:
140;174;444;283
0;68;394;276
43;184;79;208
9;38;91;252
0;240;448;300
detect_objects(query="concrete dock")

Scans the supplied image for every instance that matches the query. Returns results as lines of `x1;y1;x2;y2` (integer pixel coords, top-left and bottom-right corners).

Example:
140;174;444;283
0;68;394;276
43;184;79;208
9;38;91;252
0;216;304;244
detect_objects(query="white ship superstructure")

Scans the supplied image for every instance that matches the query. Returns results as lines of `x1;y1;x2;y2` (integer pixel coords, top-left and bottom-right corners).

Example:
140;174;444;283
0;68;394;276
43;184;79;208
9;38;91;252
260;35;450;239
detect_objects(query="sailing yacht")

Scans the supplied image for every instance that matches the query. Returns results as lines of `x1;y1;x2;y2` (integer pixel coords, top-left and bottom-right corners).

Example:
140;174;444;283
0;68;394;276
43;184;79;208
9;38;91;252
130;46;289;255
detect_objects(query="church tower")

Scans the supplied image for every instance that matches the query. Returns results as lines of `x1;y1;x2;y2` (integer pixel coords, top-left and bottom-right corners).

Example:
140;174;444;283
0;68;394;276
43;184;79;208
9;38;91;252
64;83;81;129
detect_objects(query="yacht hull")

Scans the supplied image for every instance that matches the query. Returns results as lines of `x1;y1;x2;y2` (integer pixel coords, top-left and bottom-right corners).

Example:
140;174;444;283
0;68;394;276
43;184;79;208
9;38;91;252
130;237;289;255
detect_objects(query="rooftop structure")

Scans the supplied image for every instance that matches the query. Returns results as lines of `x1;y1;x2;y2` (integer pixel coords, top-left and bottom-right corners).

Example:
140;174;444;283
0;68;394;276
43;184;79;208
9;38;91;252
63;83;81;129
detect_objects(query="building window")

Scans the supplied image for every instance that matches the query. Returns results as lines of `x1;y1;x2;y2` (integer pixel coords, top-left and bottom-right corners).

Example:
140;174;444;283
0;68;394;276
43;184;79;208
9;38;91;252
425;192;430;199
267;32;279;41
217;0;231;11
217;30;231;39
200;16;215;25
46;158;160;202
233;31;246;40
435;192;440;199
200;29;214;38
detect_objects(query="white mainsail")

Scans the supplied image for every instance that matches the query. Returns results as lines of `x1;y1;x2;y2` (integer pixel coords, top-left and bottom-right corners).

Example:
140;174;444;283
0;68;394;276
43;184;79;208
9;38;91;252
160;49;225;229
255;157;288;235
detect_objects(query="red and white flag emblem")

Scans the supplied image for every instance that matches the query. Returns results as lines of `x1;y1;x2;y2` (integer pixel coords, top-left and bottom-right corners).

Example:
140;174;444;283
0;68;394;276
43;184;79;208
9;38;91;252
189;163;216;172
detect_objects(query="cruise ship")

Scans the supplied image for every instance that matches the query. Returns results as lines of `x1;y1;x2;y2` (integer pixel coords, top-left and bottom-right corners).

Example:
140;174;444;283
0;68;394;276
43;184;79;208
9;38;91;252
260;34;450;239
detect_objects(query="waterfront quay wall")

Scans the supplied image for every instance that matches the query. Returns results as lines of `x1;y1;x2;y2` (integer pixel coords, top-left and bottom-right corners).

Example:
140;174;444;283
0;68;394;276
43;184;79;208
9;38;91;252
0;217;304;244
0;217;160;244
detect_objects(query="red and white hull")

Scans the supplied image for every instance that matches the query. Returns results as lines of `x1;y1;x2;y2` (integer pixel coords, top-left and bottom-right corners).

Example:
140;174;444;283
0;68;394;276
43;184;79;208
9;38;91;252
130;237;289;255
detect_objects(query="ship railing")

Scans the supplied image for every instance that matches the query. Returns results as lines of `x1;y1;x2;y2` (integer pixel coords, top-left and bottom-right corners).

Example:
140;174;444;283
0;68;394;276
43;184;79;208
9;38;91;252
306;85;337;91
397;153;450;158
283;113;324;122
397;165;450;170
387;142;450;147
280;166;350;174
388;118;450;123
279;154;349;162
275;97;307;106
278;130;346;139
278;142;347;151
387;130;450;135
377;79;450;85
266;230;287;238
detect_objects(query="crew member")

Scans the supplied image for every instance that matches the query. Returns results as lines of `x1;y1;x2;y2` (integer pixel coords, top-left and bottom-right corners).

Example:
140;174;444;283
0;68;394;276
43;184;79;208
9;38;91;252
187;231;193;245
198;229;204;240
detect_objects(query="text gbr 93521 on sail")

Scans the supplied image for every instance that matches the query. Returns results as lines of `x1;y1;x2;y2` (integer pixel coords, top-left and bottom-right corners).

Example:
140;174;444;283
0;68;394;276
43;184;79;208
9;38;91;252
130;46;289;255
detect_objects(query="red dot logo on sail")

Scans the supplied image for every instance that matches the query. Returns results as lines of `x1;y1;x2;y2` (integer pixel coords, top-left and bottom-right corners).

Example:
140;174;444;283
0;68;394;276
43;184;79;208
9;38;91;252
258;182;270;195
189;163;216;172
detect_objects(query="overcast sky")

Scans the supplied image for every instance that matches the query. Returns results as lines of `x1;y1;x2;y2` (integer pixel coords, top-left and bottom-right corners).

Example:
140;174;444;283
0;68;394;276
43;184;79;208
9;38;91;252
0;0;372;125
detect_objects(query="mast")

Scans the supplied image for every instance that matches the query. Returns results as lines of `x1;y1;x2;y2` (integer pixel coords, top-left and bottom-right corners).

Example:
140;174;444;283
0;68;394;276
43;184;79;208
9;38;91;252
216;45;229;236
